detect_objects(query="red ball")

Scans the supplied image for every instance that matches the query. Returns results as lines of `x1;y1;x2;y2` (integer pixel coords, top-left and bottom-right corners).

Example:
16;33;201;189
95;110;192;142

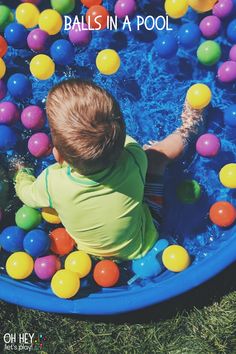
86;5;109;30
93;260;120;287
50;228;75;256
209;201;236;227
0;35;8;58
82;0;102;7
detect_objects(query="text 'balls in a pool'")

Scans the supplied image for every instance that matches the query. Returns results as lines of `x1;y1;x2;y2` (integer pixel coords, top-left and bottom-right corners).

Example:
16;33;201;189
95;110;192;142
96;49;121;75
16;3;40;28
39;9;63;35
6;252;34;280
187;84;212;109
51;269;80;298
30;54;55;80
162;245;191;272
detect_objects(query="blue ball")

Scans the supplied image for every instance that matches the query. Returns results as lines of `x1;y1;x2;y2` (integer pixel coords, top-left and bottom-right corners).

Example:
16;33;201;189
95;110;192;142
178;23;201;49
132;252;163;279
4;23;28;49
224;105;236;127
227;19;236;43
0;226;25;252
7;74;32;100
50;39;75;65
0;125;18;151
156;34;178;59
23;229;50;258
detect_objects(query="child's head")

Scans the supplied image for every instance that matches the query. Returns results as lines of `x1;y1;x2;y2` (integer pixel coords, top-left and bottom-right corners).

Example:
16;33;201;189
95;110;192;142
46;79;126;174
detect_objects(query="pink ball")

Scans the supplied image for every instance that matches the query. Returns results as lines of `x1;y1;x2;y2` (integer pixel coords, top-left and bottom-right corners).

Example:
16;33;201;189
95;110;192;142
27;29;50;52
34;255;61;280
69;23;92;46
196;133;221;157
114;0;137;19
0;102;20;125
199;16;221;39
213;0;234;18
21;0;41;4
21;105;45;130
0;80;6;100
229;45;236;61
218;61;236;83
28;132;52;158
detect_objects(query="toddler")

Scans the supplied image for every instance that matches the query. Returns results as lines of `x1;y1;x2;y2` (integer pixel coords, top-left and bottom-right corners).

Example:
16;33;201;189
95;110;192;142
15;80;203;260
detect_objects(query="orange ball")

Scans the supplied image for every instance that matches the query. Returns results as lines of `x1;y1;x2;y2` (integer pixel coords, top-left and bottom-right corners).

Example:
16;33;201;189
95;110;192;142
0;35;7;57
209;201;236;227
82;0;102;7
50;228;75;255
86;5;109;30
93;260;120;287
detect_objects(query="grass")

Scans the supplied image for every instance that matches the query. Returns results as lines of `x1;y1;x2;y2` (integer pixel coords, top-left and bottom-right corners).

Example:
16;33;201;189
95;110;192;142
0;262;236;354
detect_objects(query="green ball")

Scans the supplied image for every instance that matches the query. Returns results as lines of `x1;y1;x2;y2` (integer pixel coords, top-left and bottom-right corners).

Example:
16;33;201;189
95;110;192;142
176;179;201;204
0;5;13;32
197;41;221;66
50;0;75;14
15;205;42;231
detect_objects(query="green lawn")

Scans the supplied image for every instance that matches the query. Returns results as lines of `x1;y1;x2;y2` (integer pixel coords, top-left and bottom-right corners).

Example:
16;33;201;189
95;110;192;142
0;262;236;354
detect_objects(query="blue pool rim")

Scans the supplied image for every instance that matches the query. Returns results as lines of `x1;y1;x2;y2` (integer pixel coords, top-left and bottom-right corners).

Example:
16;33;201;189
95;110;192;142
0;229;235;315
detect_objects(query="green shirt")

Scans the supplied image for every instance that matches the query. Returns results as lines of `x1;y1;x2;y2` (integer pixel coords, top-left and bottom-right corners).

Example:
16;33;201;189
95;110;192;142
15;136;158;260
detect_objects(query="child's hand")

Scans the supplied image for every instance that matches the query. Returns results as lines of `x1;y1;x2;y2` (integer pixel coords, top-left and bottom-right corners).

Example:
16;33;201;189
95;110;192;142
8;154;30;180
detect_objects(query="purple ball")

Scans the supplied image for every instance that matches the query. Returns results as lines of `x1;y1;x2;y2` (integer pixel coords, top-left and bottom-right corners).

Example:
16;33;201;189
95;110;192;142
199;16;221;39
196;133;221;157
28;132;52;158
0;102;20;125
114;0;137;19
69;23;91;46
218;61;236;83
34;255;61;280
27;29;50;52
21;105;45;130
0;80;6;100
229;45;236;61
213;0;234;18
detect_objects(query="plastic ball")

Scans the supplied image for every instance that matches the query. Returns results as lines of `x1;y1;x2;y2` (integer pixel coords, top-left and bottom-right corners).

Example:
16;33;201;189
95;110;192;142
42;207;61;224
132;252;163;279
50;39;75;65
0;5;13;32
50;228;75;255
69;23;92;46
51;269;80;298
0;80;6;100
65;251;92;278
82;0;102;7
114;0;137;19
23;229;50;257
0;58;6;79
7;73;32;100
176;179;201;204
224;104;236;127
218;61;236;83
165;0;188;19
96;49;121;75
0;35;8;57
199;16;221;39
178;23;201;49
0;102;20;125
16;3;39;29
28;132;52;157
15;205;42;231
93;260;120;287
162;245;190;272
51;0;75;14
34;255;61;280
0;226;25;252
21;105;45;130
227;19;236;43
86;5;109;30
209;201;236;227
219;163;236;188
30;54;55;80
197;41;221;66
229;45;236;61
188;0;217;13
4;23;28;49
213;0;234;18
186;83;212;109
39;9;63;35
6;252;34;280
0;126;18;151
196;133;221;157
27;28;50;52
156;34;178;59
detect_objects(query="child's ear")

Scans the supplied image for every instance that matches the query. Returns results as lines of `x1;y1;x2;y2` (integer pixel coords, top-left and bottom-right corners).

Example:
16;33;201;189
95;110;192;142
53;147;64;164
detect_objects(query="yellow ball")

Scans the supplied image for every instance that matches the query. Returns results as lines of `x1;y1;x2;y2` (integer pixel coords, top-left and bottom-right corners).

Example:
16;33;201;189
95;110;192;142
188;0;217;13
65;251;92;278
219;163;236;189
165;0;188;19
16;3;40;29
42;207;61;224
96;49;121;75
186;83;212;109
38;9;63;35
162;245;190;272
51;269;80;298
0;58;6;79
30;54;55;80
6;252;34;280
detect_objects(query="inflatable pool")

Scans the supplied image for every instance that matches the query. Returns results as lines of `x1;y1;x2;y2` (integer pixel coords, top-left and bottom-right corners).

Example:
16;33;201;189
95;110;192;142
0;0;236;315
